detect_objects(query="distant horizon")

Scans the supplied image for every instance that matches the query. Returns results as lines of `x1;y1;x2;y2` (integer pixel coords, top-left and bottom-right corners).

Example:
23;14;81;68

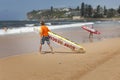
0;0;119;20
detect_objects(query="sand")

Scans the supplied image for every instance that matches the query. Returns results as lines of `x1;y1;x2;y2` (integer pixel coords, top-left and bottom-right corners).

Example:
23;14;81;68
0;37;120;80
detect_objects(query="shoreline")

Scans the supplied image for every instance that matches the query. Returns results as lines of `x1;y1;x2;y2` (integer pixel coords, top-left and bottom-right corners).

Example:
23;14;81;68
45;18;120;22
0;36;119;59
0;21;120;58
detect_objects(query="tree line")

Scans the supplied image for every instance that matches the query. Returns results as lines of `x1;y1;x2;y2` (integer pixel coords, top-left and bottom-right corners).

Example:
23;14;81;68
81;2;120;18
27;2;120;20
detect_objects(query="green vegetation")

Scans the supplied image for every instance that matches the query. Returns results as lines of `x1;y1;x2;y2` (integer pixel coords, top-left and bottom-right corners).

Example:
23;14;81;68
27;2;120;21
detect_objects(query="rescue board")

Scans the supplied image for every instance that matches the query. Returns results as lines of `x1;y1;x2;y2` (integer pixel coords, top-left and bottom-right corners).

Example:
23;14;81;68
34;28;85;53
48;32;85;53
82;26;100;34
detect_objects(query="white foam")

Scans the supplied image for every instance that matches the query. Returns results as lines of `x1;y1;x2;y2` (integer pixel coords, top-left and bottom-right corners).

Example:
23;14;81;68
0;22;94;35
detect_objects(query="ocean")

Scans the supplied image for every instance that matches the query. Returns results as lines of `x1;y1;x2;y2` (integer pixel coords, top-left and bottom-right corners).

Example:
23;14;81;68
0;20;94;35
0;19;112;28
0;20;82;29
0;20;120;35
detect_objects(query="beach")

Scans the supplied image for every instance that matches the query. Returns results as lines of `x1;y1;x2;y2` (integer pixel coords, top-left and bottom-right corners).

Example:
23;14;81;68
0;38;120;80
0;21;120;80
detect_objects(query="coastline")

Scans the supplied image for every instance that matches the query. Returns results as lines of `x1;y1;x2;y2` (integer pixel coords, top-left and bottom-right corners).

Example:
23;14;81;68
0;22;119;58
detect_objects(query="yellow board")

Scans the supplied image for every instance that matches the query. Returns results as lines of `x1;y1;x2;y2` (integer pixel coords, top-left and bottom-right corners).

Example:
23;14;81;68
48;32;85;53
33;27;85;53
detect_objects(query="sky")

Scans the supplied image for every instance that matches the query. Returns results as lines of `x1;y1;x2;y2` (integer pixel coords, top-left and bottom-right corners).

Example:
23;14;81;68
0;0;119;20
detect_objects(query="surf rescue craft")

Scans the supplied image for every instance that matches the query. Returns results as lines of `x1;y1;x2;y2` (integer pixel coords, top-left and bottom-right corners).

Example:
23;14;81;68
48;32;85;53
82;26;100;34
34;27;85;53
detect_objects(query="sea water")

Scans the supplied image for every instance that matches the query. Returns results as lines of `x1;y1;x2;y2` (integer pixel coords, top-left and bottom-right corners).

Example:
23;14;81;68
0;20;94;35
0;20;119;42
0;21;120;41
